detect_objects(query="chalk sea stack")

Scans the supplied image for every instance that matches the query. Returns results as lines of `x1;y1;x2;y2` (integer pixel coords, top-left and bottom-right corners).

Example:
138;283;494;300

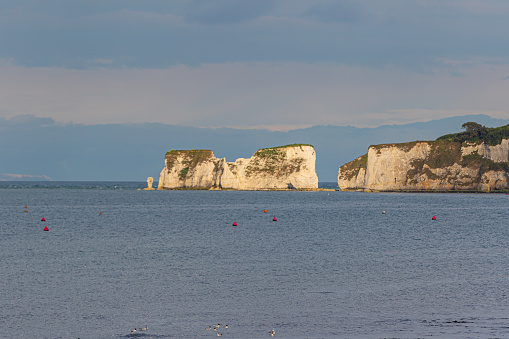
142;177;155;190
158;144;318;190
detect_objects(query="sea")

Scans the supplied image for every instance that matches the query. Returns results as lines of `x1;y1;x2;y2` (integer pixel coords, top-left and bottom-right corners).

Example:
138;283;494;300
1;181;509;339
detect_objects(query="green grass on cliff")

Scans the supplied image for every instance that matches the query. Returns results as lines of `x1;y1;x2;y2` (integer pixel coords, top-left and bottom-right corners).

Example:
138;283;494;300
437;123;509;146
244;144;312;178
339;154;367;180
461;151;509;172
164;149;215;180
257;144;314;150
165;149;212;155
247;148;287;177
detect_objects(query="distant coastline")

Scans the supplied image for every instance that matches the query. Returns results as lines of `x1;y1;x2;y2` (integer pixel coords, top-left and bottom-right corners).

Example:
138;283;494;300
0;173;52;181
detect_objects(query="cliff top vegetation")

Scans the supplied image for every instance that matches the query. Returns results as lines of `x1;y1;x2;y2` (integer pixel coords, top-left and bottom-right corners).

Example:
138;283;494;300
338;154;367;181
370;140;432;153
437;122;509;146
244;144;312;178
165;149;212;155
164;149;215;180
257;144;314;151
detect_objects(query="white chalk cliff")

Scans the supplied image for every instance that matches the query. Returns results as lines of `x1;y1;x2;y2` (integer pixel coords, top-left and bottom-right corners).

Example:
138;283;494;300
338;140;509;192
158;145;318;190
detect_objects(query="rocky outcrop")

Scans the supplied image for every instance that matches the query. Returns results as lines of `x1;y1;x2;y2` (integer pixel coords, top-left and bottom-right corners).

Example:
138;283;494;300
338;140;509;192
461;138;509;162
158;145;318;190
142;177;155;190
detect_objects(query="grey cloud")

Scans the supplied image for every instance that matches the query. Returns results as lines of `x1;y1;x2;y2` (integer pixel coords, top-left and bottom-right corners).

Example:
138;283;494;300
0;0;509;73
0;0;183;19
304;0;362;23
184;0;275;24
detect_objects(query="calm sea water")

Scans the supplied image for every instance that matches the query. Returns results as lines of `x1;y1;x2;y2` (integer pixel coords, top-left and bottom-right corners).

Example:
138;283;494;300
1;182;509;339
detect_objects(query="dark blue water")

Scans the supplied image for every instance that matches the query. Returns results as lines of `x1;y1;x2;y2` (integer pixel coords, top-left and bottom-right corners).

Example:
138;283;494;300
1;182;509;339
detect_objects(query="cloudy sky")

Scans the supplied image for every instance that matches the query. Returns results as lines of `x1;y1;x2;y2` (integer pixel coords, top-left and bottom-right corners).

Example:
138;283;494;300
1;0;509;131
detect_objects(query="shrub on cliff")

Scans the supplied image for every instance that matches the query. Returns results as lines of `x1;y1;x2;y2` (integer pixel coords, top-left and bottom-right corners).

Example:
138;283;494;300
437;122;509;146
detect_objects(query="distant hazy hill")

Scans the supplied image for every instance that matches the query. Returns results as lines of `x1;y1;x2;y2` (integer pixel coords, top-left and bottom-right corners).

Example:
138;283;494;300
0;173;52;181
1;114;508;181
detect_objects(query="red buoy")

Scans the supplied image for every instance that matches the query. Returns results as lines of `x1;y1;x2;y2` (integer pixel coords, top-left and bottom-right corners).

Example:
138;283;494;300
264;209;268;213
432;216;436;220
43;226;49;231
232;221;237;226
273;217;277;221
41;217;46;221
99;212;103;215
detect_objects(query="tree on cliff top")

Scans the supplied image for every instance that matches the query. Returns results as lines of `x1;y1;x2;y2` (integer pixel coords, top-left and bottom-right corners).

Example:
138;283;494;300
462;122;488;139
438;122;509;145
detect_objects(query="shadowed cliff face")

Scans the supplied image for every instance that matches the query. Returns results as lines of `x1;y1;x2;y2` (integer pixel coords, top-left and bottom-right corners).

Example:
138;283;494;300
338;140;509;192
158;145;318;190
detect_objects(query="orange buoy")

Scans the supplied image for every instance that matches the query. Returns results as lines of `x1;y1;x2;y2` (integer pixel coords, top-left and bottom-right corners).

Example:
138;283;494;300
432;216;436;220
232;221;237;226
264;210;268;213
41;217;46;221
273;217;277;221
43;226;49;231
99;212;103;215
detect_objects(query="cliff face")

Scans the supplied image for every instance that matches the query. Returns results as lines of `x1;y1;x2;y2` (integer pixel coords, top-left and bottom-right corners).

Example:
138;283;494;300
157;150;223;189
338;140;509;192
158;145;318;190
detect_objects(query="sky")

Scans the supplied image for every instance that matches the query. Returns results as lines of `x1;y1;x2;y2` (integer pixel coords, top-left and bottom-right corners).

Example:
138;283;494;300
1;0;509;131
